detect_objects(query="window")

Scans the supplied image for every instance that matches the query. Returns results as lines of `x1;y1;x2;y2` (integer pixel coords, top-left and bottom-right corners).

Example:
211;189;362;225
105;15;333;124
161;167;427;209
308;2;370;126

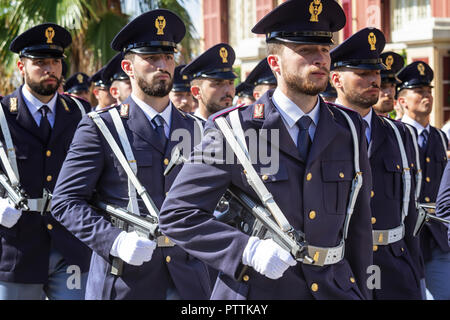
391;0;431;32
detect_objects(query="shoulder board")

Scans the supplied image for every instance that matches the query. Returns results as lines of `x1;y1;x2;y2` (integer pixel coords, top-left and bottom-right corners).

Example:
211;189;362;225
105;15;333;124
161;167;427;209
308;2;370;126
212;104;246;121
326;102;356;114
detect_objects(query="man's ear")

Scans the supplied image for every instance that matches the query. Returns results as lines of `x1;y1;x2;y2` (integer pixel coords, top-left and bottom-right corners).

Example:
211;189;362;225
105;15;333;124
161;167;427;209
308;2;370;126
330;72;343;90
92;87;100;99
110;86;119;99
267;55;280;76
17;59;26;76
190;85;201;100
397;96;407;109
122;59;134;78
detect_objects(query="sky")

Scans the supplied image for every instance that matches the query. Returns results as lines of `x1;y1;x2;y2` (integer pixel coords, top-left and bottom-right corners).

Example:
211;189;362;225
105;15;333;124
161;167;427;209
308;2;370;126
185;0;202;37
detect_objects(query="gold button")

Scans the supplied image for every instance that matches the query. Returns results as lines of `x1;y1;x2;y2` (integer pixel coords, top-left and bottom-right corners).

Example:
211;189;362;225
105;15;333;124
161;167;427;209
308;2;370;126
371;191;375;198
425;197;430;203
163;158;169;166
46;175;52;182
262;175;269;181
371;217;376;225
309;210;316;220
243;170;247;175
46;150;51;157
306;173;312;181
166;256;171;263
396;164;400;170
243;275;249;282
426;157;431;163
165;192;168;196
426;177;431;183
311;283;319;292
373;245;378;251
47;224;53;230
339;172;345;179
401;247;405;252
350;277;356;283
411;163;414;168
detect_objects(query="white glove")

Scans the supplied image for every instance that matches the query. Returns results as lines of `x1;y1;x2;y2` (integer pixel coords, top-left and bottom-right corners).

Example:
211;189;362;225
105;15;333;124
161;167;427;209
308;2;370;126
242;236;297;280
0;198;22;228
110;231;157;266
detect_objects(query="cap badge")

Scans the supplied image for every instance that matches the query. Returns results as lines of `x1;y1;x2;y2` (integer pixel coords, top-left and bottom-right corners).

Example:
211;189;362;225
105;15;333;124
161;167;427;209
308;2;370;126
182;75;188;80
309;0;323;23
9;97;18;113
385;55;394;70
253;104;265;119
219;47;228;63
45;27;55;44
368;32;377;51
418;63;426;76
77;74;84;84
155;16;167;35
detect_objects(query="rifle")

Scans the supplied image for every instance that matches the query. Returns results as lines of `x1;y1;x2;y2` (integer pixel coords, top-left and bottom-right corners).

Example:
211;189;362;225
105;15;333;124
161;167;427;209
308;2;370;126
413;203;450;237
0;172;29;211
91;199;163;276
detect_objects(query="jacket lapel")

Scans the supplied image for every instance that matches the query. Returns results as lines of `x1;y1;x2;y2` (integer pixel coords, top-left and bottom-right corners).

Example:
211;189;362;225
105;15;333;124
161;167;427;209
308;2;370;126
125;96;166;154
13;88;45;143
368;114;387;158
48;95;74;145
166;105;189;155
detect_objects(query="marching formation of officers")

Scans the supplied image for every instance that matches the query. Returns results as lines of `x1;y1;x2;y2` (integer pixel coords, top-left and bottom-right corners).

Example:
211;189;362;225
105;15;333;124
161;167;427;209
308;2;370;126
0;0;449;300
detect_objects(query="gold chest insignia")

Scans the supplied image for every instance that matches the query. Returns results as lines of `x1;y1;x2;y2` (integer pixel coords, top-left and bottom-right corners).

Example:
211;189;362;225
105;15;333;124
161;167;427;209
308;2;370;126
385;55;394;70
120;104;129;117
418;63;426;76
60;98;70;112
155;16;166;35
368;32;377;51
45;27;55;44
309;0;323;23
253;104;265;119
9;97;18;113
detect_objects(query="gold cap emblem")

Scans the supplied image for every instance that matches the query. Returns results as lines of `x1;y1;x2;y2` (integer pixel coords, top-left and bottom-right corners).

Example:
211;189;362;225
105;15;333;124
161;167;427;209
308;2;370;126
155;16;166;35
385;55;394;70
219;47;228;63
309;0;323;23
77;74;84;84
45;27;55;44
418;63;426;76
368;32;377;51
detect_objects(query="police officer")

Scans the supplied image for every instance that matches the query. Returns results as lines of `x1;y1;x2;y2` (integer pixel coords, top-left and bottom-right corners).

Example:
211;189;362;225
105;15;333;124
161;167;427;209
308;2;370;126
373;52;404;117
169;65;195;113
398;61;450;299
160;0;373;300
102;53;132;107
0;23;91;300
245;58;277;100
235;82;255;106
182;43;237;121
331;27;423;300
89;67;115;111
50;9;211;300
64;72;91;102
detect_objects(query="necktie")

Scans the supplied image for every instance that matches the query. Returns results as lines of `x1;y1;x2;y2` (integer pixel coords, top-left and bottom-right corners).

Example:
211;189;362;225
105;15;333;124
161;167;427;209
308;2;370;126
420;130;429;149
152;115;167;149
39;105;51;144
296;116;312;161
363;119;370;149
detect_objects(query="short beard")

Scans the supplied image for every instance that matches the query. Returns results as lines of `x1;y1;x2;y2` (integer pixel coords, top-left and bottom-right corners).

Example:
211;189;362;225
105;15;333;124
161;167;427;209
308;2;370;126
26;73;61;96
344;89;379;109
205;102;227;116
137;75;173;98
284;69;328;96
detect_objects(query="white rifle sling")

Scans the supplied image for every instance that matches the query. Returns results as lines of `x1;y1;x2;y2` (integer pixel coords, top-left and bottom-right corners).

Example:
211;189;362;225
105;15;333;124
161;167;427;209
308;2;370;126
109;108;140;216
385;119;411;222
67;96;86;116
0;103;19;183
335;108;363;239
216;110;292;232
404;124;422;203
88;111;159;220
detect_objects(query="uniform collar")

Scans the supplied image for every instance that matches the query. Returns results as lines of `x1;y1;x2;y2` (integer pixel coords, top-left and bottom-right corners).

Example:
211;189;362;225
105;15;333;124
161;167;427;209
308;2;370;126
362;108;373;130
193;108;207;121
131;93;172;129
21;85;58;114
271;87;320;129
401;114;430;135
